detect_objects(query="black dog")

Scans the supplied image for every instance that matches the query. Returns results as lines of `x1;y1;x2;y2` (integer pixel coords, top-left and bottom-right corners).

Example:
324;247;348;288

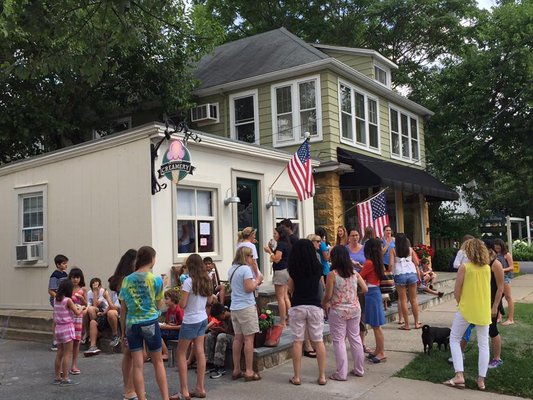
422;324;451;355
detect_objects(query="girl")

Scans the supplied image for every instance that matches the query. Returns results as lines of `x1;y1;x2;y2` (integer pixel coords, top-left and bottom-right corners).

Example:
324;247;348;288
360;238;387;363
287;239;327;386
323;245;368;381
53;279;85;386
361;226;375;245
390;233;421;330
119;246;168;400
444;239;492;391
172;254;213;400
68;267;87;375
494;239;515;325
336;226;348;246
109;249;138;400
264;225;291;328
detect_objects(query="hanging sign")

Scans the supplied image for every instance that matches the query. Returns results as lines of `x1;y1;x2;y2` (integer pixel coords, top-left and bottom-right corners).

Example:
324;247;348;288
158;139;195;183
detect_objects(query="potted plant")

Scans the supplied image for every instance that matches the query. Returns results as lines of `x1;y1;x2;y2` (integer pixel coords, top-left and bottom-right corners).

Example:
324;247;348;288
413;243;434;265
254;308;274;348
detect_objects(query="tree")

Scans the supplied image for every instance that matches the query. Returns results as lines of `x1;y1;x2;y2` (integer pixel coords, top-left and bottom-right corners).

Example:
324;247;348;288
0;0;224;163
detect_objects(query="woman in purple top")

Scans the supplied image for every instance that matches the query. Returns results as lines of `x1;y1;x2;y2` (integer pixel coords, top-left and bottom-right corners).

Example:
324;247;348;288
346;229;365;272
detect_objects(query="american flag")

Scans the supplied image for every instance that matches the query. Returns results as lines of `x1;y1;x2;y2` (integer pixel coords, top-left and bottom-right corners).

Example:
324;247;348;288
288;139;315;201
356;190;389;238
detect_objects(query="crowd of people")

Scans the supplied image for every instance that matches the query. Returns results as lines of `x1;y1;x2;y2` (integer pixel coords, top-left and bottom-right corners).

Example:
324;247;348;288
47;220;515;398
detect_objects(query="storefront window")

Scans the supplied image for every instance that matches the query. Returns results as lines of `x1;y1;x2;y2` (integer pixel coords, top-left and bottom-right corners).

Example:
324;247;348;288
177;188;216;255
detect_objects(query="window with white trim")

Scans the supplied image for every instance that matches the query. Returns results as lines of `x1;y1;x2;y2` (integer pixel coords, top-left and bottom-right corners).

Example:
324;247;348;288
176;187;217;256
21;194;43;244
374;65;389;87
390;107;420;162
339;81;380;151
229;90;259;144
15;184;47;265
272;76;322;146
274;196;300;237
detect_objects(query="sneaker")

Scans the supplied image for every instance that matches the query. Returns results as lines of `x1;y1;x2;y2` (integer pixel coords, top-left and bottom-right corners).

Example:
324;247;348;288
210;367;226;379
488;359;503;369
60;379;79;386
50;342;58;351
83;346;101;356
110;335;120;347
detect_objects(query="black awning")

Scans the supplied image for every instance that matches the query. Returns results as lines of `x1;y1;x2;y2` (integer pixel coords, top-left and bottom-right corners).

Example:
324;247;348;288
337;147;458;201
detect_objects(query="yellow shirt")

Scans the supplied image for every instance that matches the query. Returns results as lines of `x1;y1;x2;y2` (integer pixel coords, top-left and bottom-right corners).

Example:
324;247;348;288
459;262;491;325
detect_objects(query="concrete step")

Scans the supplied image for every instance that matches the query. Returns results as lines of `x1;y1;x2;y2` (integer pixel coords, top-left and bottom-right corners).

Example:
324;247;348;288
0;310;53;332
3;327;52;344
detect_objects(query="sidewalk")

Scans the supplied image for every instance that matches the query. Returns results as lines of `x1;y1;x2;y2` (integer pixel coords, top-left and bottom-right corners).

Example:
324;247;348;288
1;275;532;400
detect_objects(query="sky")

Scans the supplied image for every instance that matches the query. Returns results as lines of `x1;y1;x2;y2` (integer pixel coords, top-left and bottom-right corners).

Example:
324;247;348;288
477;0;497;10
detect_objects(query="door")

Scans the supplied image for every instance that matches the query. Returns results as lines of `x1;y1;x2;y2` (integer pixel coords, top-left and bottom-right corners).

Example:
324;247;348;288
236;178;261;270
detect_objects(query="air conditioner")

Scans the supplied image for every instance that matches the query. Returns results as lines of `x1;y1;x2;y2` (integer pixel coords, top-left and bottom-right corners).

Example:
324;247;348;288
16;243;43;261
190;103;219;123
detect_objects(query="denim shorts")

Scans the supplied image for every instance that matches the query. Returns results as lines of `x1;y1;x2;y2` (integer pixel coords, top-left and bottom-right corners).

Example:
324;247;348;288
126;319;162;353
179;319;208;340
394;272;418;286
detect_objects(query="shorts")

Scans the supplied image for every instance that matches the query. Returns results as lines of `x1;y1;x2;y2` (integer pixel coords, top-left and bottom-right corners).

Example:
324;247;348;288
288;305;324;342
73;315;83;340
55;322;75;344
272;269;289;285
126;319;162;353
394;272;418;287
231;305;259;336
504;273;513;284
96;314;109;331
179;319;208;340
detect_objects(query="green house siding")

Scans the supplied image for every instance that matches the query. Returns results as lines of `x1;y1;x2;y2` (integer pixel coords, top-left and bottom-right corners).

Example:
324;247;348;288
321;51;374;79
190;94;227;137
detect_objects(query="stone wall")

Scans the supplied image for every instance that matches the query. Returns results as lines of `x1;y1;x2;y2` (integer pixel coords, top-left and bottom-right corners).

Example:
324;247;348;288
314;171;345;240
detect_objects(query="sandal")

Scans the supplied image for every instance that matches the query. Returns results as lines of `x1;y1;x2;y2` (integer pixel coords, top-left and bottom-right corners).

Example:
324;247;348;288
170;394;191;400
329;374;346;381
369;356;387;364
398;326;411;331
244;372;261;382
69;368;81;375
443;379;465;389
317;378;327;386
289;377;301;386
231;371;244;380
414;323;423;329
190;391;207;398
303;350;317;358
477;378;486;391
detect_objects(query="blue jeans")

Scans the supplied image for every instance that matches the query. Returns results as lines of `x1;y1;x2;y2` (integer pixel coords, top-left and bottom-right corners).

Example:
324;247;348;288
126;319;162;352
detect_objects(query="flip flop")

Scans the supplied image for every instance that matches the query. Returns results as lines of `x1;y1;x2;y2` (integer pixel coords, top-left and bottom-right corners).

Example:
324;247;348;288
303;350;317;358
317;378;327;386
329;374;347;381
369;356;387;364
69;368;81;375
244;372;261;382
443;379;465;389
414;323;423;329
289;377;301;386
170;394;191;400
231;371;244;380
398;326;411;331
190;391;207;398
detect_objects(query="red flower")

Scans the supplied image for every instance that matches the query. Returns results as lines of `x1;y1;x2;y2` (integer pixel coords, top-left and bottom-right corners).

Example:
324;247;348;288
259;314;267;320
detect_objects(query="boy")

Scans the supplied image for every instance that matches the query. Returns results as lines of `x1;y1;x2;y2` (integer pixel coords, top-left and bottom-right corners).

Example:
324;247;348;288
160;289;184;361
48;254;69;351
205;302;234;379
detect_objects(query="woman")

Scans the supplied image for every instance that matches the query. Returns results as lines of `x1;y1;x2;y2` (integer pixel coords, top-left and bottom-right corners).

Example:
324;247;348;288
360;238;387;363
287;239;327;386
322;245;368;380
494;239;515;325
390;233;421;330
264;225;291;327
361;226;375;245
108;249;138;400
381;225;395;270
346;229;365;272
119;246;169;400
444;239;492;391
228;247;263;382
236;227;263;284
336;226;348;246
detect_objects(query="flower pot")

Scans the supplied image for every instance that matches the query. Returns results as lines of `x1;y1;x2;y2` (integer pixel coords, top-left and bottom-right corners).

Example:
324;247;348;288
254;330;267;348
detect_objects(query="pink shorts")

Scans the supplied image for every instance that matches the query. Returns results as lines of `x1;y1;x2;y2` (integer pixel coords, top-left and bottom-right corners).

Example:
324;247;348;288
73;315;83;341
55;323;76;344
288;305;324;342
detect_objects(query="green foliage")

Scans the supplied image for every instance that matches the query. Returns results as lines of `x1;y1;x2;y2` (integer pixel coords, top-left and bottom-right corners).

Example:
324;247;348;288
430;205;480;240
432;248;455;271
396;303;533;398
0;1;224;163
513;240;533;261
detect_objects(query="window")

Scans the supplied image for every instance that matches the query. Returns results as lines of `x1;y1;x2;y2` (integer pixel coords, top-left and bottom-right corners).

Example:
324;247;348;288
274;196;300;237
272;76;322;146
374;65;388;87
15;184;47;265
229;90;259;144
21;195;44;243
390;107;420;162
176;187;217;256
339;81;380;152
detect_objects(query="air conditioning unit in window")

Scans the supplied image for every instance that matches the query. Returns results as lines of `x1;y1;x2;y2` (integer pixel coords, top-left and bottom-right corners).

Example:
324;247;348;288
190;103;218;123
16;243;43;261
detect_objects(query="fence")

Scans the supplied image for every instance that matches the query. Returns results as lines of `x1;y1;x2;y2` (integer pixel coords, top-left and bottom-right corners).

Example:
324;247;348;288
430;237;455;251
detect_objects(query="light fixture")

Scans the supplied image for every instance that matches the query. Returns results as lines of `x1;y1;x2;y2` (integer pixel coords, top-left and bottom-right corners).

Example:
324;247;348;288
224;188;241;205
266;191;281;209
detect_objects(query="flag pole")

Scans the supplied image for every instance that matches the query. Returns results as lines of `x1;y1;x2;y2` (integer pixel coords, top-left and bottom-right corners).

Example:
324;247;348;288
268;137;310;192
336;187;389;219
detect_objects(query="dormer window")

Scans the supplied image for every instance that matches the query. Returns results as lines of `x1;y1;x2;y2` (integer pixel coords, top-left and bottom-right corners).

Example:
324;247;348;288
374;65;389;87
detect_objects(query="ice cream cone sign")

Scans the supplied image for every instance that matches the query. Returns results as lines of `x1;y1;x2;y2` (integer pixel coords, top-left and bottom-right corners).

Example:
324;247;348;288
158;139;195;184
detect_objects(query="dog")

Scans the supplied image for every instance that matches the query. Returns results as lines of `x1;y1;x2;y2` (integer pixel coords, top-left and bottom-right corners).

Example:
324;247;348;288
421;324;451;355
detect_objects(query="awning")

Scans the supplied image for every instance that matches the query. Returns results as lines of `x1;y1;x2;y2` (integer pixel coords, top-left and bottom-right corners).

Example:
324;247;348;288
337;147;458;201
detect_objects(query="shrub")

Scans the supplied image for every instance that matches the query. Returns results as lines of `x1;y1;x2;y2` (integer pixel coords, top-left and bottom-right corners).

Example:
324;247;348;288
432;248;456;271
512;240;533;261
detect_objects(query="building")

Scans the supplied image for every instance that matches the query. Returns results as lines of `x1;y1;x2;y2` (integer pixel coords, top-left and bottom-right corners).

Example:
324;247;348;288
0;123;315;310
189;28;457;242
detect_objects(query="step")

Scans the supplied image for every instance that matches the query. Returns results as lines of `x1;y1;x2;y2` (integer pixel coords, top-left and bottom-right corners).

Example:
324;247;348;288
0;310;53;332
3;327;53;344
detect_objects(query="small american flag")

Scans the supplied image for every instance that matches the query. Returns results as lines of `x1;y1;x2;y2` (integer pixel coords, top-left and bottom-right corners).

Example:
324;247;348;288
288;139;315;201
357;190;389;238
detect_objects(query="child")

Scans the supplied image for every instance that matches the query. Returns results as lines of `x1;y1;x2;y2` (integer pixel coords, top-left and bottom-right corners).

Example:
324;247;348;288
48;254;69;351
160;289;184;361
84;277;114;356
204;257;225;303
420;258;438;288
68;267;87;375
206;302;234;379
171;254;212;400
53;279;86;386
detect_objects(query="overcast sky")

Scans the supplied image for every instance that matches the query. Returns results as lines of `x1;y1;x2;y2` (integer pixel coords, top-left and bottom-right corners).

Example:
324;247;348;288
477;0;496;10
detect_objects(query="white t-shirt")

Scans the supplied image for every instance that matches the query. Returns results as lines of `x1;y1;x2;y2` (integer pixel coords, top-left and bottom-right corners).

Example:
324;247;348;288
181;277;208;324
88;288;109;311
236;241;258;259
453;249;469;270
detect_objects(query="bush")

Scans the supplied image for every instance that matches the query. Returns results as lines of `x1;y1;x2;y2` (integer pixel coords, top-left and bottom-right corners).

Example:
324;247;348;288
432;248;456;271
513;240;533;261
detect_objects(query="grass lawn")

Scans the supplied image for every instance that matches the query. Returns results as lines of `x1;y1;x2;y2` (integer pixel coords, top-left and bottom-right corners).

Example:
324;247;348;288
395;303;533;398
